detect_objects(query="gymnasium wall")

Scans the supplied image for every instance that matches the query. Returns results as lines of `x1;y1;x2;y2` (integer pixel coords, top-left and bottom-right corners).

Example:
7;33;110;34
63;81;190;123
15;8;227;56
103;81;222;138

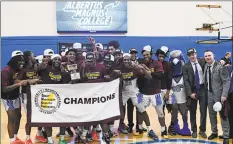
1;1;232;69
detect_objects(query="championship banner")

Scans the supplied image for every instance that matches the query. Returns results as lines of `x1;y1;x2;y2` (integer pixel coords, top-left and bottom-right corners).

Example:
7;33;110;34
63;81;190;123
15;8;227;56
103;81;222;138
27;79;123;127
56;1;127;33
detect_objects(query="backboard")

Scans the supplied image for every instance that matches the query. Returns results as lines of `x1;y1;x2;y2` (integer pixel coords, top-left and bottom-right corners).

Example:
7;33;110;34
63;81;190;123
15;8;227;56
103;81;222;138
218;21;232;40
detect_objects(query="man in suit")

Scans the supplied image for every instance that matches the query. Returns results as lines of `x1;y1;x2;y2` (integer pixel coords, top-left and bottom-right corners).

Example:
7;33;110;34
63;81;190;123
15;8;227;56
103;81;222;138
182;48;207;138
204;50;230;144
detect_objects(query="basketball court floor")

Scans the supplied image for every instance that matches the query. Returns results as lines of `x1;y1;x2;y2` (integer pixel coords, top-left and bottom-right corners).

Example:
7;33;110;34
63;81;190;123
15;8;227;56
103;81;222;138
1;104;232;144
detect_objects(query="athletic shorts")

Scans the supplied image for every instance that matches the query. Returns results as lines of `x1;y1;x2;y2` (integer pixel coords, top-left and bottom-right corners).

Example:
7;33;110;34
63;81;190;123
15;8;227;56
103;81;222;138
122;91;137;106
135;93;164;113
20;93;27;114
2;97;21;111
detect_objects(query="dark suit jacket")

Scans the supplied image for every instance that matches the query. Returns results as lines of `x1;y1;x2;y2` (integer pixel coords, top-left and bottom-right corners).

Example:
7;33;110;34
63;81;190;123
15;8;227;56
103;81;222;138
182;58;206;97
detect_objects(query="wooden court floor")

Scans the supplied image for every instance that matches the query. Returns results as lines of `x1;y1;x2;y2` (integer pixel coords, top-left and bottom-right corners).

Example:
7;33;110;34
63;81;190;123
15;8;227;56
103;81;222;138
1;104;232;144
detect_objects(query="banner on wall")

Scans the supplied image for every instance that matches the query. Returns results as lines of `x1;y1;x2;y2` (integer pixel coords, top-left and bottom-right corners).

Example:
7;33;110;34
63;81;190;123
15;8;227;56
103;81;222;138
27;79;122;126
57;42;108;55
56;1;127;33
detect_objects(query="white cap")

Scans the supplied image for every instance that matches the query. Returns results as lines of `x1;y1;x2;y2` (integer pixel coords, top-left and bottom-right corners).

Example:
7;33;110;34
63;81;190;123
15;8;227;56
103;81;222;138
170;50;182;58
73;43;82;49
123;53;131;57
44;49;54;56
35;55;43;63
95;43;104;50
213;102;222;112
11;50;23;57
51;54;61;60
160;46;169;54
143;45;152;52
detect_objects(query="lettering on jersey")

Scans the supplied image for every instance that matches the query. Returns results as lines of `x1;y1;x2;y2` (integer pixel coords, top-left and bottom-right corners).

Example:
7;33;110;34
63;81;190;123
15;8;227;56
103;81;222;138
172;84;184;92
64;93;115;104
49;72;62;81
85;72;100;80
13;72;18;80
150;68;154;72
26;71;37;79
122;72;133;79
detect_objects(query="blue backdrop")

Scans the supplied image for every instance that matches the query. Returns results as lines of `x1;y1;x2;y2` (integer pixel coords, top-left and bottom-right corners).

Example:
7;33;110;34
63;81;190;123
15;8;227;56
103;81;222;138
1;36;232;70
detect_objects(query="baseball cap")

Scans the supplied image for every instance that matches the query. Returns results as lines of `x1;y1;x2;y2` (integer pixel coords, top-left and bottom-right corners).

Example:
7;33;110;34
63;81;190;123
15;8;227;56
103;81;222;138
12;50;23;58
142;45;152;54
123;53;131;57
187;48;197;56
44;49;54;56
104;54;115;62
95;43;104;50
73;43;82;49
114;49;123;55
51;54;61;60
35;55;43;63
129;48;138;54
85;52;95;61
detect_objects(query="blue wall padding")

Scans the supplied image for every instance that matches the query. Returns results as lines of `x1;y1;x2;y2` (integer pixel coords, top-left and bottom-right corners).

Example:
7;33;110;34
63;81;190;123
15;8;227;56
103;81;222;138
1;36;232;69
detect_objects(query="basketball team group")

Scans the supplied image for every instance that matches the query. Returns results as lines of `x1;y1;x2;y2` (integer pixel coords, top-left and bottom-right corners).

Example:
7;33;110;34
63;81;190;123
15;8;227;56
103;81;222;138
1;37;233;144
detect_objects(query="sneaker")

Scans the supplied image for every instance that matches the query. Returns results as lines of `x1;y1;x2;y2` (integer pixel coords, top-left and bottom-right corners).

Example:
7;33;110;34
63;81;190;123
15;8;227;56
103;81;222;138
25;139;33;144
109;129;118;138
91;131;98;140
15;138;24;144
161;128;169;139
10;140;20;144
168;124;177;136
118;123;129;134
95;125;102;133
34;135;48;143
133;129;143;136
148;130;159;140
58;139;67;144
66;127;74;137
102;134;111;144
86;133;93;142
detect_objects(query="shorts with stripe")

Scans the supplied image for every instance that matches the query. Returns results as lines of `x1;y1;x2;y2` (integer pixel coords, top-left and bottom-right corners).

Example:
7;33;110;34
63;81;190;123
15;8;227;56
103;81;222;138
2;97;21;111
135;93;164;113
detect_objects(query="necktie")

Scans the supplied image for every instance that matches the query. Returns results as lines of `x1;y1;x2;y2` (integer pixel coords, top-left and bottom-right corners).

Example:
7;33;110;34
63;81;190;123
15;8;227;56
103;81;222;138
194;63;200;91
208;66;213;92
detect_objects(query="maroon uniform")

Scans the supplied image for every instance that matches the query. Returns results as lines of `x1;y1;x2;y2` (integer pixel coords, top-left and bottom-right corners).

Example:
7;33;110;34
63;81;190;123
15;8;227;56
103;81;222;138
137;60;163;95
83;63;106;83
1;66;19;100
17;67;38;93
39;67;70;84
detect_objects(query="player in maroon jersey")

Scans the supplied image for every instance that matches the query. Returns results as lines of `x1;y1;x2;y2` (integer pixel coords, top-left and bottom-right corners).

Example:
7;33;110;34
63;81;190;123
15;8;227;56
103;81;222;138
1;51;28;144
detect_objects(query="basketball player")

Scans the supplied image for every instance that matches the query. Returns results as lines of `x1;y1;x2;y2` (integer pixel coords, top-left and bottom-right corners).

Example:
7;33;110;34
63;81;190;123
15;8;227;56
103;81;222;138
16;51;47;144
127;48;147;133
1;51;28;144
77;52;110;143
107;40;120;54
155;46;172;115
119;53;152;134
38;54;71;144
136;45;168;139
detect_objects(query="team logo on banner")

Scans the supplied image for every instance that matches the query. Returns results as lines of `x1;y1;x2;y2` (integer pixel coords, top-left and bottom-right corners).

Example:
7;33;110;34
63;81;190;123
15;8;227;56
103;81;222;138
34;89;61;114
